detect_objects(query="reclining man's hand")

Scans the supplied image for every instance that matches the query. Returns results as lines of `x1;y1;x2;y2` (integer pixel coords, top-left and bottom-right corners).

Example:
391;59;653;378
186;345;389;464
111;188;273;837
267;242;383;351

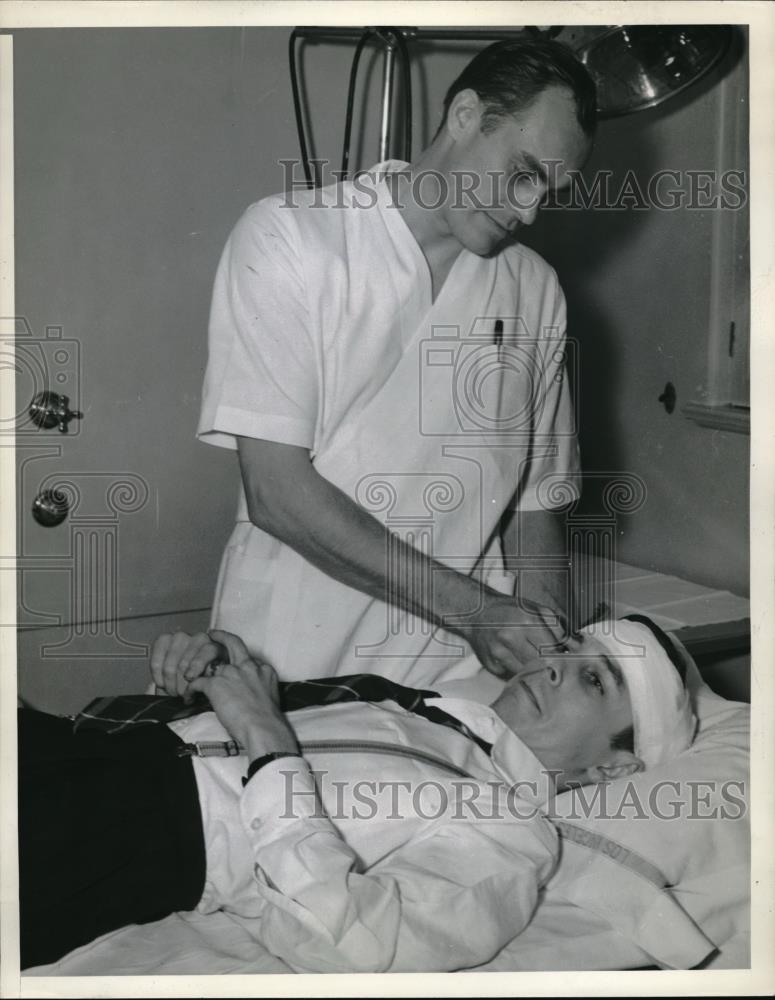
150;629;231;697
185;630;298;760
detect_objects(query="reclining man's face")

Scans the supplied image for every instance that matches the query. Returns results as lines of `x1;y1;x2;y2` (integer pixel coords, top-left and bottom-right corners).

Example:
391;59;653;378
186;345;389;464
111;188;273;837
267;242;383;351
490;632;641;790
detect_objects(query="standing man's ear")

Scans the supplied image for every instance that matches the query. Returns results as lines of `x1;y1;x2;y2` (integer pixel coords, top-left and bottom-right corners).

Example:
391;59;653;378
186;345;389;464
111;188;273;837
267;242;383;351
445;88;484;139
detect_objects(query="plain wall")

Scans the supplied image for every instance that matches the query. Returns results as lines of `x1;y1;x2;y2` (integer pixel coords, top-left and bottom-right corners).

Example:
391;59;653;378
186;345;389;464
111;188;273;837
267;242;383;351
13;27;301;624
13;28;305;707
520;43;750;597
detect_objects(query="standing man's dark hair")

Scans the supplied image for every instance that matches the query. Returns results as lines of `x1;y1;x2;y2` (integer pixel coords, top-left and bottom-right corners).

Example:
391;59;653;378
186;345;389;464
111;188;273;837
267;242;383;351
438;37;598;137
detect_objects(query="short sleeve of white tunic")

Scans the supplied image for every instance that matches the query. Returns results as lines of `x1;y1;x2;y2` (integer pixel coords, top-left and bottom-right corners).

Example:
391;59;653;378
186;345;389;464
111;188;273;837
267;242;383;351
198;175;428;457
198;197;319;451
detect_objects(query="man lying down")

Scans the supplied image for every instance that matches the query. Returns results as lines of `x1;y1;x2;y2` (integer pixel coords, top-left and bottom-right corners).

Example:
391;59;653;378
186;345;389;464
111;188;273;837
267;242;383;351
19;615;697;973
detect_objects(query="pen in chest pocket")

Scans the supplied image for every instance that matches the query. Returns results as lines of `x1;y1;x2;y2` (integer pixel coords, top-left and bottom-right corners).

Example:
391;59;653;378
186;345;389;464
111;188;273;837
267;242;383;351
493;319;504;419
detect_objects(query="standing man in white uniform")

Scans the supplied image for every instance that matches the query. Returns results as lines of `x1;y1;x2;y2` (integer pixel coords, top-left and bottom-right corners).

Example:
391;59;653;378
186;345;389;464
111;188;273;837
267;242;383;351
198;39;596;686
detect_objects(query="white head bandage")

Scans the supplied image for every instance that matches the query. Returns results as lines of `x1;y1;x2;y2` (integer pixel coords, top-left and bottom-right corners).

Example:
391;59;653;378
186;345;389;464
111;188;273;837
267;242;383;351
580;617;698;769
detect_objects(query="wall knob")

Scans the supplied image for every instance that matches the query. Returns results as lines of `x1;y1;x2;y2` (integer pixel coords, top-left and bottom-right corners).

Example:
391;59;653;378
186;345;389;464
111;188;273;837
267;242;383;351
29;390;83;433
658;381;677;414
32;488;70;527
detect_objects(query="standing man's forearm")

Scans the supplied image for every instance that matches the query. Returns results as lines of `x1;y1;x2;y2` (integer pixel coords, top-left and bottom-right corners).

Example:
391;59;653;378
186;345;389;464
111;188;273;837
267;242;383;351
238;437;561;674
239;438;497;626
501;506;575;634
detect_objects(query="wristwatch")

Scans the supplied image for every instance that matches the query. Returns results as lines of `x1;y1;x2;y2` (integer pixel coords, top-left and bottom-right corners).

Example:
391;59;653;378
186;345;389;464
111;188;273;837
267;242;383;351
242;751;303;787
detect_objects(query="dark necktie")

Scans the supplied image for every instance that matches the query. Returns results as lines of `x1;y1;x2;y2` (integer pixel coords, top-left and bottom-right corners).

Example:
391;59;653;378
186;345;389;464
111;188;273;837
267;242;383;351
280;675;493;754
74;674;493;756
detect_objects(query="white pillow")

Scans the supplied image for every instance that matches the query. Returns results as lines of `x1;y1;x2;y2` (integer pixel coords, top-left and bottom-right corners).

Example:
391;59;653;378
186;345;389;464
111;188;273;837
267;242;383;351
511;650;750;969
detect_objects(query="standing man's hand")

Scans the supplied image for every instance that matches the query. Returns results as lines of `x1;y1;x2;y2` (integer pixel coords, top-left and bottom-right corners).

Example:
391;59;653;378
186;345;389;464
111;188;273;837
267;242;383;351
458;594;566;678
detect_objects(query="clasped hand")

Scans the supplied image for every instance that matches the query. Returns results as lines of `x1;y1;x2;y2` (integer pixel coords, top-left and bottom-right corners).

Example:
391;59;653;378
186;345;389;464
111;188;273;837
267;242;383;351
149;629;297;759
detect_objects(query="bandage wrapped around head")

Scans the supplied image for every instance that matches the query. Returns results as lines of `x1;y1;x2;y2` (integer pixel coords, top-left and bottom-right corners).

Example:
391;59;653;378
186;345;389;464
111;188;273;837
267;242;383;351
580;616;698;769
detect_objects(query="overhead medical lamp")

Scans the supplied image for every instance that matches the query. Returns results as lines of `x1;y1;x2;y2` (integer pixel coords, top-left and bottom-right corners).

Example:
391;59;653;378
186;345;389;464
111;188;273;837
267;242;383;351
555;24;733;117
288;24;735;185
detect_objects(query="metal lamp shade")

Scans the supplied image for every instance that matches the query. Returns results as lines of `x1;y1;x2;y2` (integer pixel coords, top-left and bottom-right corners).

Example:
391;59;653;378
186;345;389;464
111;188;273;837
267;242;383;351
570;24;734;117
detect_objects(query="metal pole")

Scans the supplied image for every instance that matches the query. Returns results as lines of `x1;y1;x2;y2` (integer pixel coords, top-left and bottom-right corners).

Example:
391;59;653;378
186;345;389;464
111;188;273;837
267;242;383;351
293;27;532;43
378;37;396;162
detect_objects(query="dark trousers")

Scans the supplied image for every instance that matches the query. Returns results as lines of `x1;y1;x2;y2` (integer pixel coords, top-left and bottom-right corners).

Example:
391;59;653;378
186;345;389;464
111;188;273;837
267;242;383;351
18;709;206;970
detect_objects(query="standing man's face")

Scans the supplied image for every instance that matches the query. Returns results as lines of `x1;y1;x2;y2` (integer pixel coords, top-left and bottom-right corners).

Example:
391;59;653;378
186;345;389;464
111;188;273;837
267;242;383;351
439;84;591;256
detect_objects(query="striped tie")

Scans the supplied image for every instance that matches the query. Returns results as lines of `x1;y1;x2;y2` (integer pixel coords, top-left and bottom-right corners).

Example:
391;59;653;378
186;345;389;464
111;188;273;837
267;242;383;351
73;674;493;756
280;675;493;755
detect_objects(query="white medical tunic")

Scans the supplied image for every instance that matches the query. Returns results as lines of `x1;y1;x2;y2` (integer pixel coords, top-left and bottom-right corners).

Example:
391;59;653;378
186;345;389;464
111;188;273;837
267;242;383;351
198;163;580;685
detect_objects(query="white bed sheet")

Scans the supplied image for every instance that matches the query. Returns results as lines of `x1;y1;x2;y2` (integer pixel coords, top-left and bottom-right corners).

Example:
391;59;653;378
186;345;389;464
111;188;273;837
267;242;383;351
25;878;747;977
24;900;651;976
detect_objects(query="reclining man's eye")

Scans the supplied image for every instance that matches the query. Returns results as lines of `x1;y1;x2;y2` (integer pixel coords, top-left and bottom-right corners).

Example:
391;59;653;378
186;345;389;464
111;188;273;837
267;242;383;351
585;668;604;694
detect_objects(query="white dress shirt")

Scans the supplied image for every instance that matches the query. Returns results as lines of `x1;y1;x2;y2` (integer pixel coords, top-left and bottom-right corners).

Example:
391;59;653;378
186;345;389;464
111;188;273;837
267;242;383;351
169;694;558;973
